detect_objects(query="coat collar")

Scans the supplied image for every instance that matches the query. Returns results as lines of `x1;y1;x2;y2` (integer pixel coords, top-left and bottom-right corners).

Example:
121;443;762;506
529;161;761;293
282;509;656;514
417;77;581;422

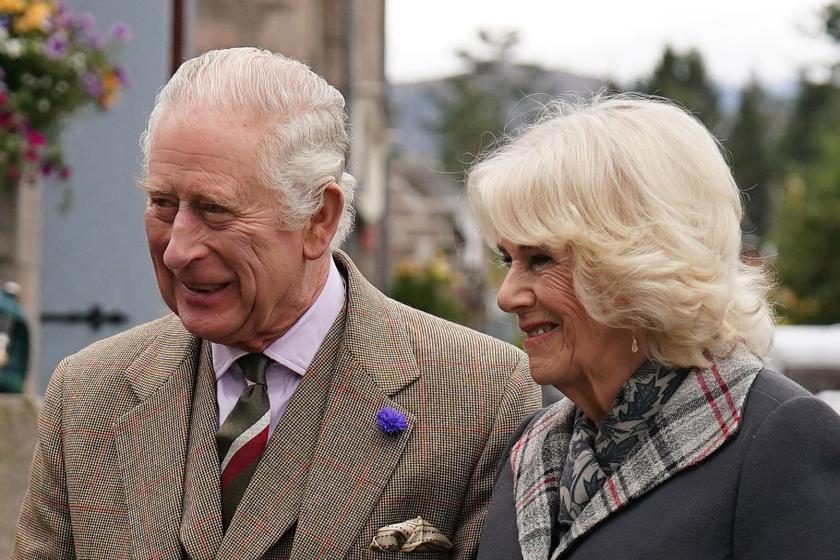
511;345;763;560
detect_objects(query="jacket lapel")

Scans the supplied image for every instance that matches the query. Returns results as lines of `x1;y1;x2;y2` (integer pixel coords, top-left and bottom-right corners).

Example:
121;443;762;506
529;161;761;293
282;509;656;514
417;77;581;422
550;346;762;559
290;253;421;559
113;315;199;560
179;341;225;560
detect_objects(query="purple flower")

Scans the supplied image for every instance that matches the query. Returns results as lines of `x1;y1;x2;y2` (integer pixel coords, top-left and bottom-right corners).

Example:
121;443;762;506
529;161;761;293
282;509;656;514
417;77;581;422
53;3;74;28
74;11;95;33
85;31;104;50
45;34;69;59
82;73;102;97
376;407;408;435
112;65;131;87
110;22;133;42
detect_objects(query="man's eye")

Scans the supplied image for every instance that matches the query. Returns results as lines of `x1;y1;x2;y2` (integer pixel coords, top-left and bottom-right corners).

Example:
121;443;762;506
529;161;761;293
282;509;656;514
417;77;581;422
151;197;176;207
202;204;228;214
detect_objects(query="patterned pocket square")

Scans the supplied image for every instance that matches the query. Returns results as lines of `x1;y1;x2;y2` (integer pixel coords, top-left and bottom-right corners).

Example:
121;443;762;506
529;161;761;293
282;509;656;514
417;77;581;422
369;516;453;553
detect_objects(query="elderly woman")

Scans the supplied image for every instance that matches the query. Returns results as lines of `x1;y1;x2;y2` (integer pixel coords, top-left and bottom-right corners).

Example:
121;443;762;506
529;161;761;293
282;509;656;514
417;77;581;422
467;95;840;560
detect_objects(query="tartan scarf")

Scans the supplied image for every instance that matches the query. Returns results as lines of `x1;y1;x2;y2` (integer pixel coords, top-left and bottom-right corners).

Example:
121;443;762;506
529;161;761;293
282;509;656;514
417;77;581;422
556;363;688;538
511;345;762;560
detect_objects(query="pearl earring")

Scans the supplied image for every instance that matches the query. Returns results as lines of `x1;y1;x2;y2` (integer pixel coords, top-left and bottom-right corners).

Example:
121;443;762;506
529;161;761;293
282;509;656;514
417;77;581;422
631;334;639;353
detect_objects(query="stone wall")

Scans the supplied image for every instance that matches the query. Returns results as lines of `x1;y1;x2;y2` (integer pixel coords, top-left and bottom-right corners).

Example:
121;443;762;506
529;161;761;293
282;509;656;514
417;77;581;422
0;395;40;557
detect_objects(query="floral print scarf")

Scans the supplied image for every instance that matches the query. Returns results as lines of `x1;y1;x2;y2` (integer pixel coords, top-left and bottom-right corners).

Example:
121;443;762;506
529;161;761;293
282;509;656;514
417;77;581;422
555;362;688;542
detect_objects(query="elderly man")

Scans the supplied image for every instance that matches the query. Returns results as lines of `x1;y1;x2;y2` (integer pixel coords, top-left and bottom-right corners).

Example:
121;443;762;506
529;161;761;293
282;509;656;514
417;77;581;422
13;48;539;560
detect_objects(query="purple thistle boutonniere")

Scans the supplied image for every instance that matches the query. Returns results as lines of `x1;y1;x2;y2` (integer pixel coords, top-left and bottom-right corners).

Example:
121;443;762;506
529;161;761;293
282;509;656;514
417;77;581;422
377;406;407;435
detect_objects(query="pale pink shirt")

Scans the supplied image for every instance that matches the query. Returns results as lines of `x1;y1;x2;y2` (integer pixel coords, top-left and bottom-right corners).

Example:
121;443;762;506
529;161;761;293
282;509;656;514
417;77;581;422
212;259;345;436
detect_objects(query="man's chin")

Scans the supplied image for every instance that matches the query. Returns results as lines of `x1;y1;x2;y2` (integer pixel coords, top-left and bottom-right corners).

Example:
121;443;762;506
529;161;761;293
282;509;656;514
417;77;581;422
177;314;232;343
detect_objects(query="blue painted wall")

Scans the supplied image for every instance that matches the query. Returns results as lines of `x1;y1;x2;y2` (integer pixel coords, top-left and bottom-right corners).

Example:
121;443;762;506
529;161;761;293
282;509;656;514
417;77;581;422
39;0;174;392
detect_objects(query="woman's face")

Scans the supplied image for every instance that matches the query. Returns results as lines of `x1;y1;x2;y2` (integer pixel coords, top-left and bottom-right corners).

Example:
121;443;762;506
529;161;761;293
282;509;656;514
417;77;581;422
496;239;626;389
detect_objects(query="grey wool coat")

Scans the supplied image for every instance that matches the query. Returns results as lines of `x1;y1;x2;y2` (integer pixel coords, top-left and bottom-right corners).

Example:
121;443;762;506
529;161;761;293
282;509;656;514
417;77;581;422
476;359;840;560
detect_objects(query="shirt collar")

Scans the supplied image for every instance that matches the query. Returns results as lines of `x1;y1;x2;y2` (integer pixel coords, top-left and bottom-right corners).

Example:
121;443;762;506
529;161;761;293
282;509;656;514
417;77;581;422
212;257;346;380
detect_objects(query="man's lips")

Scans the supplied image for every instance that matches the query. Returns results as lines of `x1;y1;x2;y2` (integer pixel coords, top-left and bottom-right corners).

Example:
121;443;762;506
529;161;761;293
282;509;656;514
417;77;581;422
183;282;230;294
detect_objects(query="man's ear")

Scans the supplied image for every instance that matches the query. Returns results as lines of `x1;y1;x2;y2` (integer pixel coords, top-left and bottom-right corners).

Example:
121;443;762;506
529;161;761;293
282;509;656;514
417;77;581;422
303;182;344;260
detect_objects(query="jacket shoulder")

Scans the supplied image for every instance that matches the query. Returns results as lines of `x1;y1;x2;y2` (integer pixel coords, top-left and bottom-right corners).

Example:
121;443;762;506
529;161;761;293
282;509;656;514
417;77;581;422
68;314;183;366
386;296;525;365
740;368;814;427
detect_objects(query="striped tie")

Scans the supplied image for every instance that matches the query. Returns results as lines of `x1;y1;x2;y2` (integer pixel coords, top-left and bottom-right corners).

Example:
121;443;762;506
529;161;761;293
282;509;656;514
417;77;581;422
216;353;271;529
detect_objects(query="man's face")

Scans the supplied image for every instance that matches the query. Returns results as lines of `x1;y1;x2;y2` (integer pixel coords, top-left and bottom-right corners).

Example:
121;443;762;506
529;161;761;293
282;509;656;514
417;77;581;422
143;110;320;351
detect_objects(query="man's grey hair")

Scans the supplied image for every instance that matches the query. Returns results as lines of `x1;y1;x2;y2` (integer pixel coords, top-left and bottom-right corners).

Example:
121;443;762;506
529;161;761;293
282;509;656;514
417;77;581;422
140;47;356;248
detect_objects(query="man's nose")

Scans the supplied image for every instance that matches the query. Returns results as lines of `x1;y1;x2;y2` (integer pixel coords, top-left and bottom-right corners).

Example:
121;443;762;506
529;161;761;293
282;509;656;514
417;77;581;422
162;209;207;271
496;269;533;313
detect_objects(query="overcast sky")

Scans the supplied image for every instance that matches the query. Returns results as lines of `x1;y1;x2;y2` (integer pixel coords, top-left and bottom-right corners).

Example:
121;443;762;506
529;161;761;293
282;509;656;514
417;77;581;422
386;0;838;89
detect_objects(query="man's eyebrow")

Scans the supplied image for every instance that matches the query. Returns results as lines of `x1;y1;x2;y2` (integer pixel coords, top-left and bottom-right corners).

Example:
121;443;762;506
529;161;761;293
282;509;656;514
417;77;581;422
135;182;234;208
136;179;166;194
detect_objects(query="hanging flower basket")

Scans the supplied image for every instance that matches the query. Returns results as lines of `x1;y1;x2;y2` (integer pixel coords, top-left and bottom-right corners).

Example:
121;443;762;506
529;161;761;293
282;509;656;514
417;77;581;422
0;0;131;188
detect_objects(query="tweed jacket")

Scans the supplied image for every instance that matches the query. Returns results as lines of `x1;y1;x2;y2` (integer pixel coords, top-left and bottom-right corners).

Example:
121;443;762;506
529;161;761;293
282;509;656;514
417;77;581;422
476;352;840;560
13;252;541;560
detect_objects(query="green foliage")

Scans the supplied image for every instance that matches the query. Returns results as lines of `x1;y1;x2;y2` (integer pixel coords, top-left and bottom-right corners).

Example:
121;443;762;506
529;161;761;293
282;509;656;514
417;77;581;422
772;133;840;323
639;45;720;129
824;0;840;43
768;4;840;324
727;80;772;239
779;79;840;168
390;258;469;325
433;30;532;179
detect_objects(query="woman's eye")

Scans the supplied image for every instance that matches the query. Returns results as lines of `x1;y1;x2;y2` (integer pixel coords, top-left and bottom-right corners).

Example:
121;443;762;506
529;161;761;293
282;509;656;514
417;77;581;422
529;254;554;270
495;254;512;269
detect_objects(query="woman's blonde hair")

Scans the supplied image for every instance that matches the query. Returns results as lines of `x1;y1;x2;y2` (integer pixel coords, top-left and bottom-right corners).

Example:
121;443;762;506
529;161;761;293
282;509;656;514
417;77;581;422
466;94;774;368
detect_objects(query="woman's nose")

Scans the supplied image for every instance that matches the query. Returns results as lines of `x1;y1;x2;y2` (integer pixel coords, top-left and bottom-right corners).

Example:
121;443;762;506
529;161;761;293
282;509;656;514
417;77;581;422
497;268;534;313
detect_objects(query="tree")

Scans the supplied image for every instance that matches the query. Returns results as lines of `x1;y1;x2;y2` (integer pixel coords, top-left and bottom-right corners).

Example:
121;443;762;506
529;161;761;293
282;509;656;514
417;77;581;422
778;78;840;167
769;2;840;324
639;46;720;129
772;133;840;323
434;30;533;178
727;80;772;240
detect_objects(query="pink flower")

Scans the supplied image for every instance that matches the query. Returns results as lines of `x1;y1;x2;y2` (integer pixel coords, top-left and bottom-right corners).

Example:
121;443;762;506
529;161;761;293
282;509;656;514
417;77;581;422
26;129;47;146
59;166;72;180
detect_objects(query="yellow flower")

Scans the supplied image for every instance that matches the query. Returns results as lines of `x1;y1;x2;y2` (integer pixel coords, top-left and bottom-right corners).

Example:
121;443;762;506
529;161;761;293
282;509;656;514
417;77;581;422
427;255;452;283
99;70;121;108
0;0;26;14
13;1;54;33
395;259;420;279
